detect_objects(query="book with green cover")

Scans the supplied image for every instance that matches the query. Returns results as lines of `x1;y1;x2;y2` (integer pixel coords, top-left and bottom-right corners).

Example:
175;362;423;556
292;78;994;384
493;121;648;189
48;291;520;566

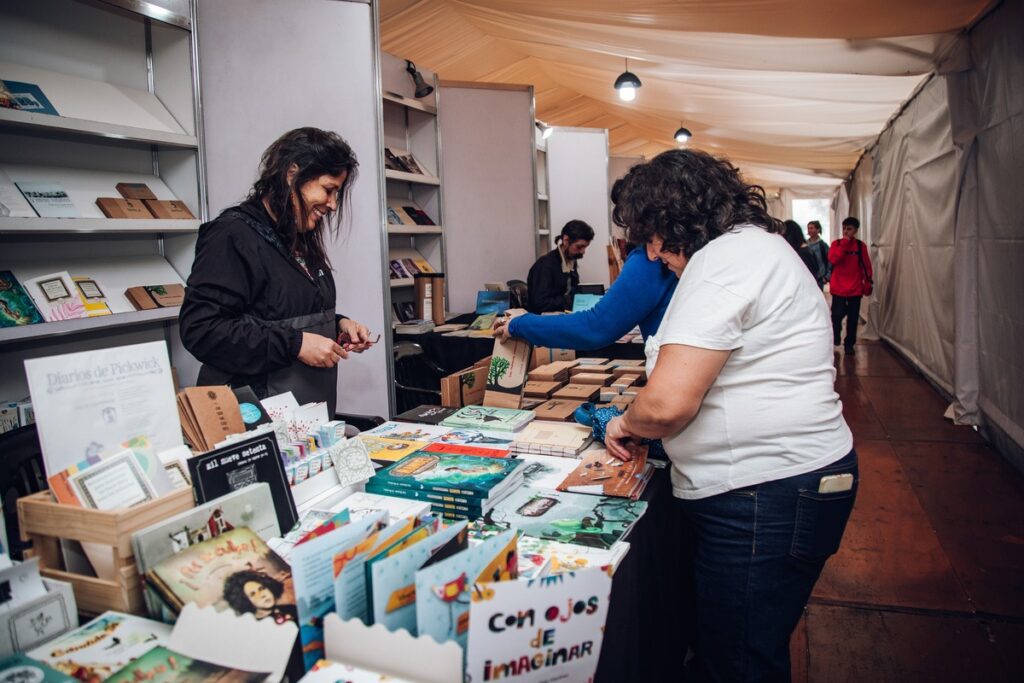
440;405;535;432
105;646;267;682
0;270;44;327
368;452;523;500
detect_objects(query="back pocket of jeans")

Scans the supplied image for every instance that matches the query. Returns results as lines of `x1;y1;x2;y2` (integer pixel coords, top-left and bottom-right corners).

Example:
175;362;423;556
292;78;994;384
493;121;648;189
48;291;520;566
790;490;855;563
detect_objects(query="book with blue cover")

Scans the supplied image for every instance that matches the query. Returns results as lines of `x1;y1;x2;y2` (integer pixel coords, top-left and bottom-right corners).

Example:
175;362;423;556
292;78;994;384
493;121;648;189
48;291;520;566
440;405;535;432
0;270;44;327
415;529;518;648
368;452;524;500
3;80;59;116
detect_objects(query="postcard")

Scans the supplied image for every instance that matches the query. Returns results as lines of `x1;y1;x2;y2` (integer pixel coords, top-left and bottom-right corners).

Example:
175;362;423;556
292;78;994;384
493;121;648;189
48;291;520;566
68;448;158;510
328;437;378;488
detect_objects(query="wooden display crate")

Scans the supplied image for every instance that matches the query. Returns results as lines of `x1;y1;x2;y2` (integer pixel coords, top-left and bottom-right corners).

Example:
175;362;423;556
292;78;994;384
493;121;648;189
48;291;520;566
17;488;194;616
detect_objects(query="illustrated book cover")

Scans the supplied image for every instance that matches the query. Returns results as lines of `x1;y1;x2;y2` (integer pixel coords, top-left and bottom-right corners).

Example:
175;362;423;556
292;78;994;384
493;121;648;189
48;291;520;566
441;406;535;433
22;271;86;321
368;452;524;500
476;487;648;550
429;427;514;450
105;645;268;682
146;527;295;624
331;516;418;624
357;435;428;463
557;447;652;500
517;536;631;575
2;80;58;116
0;270;44;327
514;452;582;490
0;654;73;682
27;611;172;681
483;332;533;410
395;404;457;425
414;529;518;649
362;420;452;442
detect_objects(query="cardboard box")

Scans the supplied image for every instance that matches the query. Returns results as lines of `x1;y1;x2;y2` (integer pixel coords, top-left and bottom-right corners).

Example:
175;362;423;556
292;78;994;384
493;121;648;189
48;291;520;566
611;376;636;390
612;366;646;378
533;399;584;422
552;383;600;401
528;360;577;382
96;197;153;219
576;357;609;365
523;380;563;399
571;364;614;376
609;395;635;409
531;347;576;369
572;372;614;386
609;359;645;367
115;182;158;200
144;199;195;219
17;489;195;616
0;575;77;656
441;365;487;408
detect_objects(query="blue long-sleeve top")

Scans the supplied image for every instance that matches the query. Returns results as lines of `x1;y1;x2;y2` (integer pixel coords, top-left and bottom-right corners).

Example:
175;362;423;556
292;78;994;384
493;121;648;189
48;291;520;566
508;247;677;350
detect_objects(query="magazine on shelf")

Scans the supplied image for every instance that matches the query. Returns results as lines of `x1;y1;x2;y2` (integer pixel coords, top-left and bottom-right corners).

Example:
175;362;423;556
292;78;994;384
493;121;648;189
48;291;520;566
22;271;86;321
2;80;58;116
15;181;76;217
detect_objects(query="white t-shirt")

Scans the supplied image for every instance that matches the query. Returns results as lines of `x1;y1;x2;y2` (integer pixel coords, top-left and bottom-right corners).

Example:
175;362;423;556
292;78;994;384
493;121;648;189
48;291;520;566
645;225;853;499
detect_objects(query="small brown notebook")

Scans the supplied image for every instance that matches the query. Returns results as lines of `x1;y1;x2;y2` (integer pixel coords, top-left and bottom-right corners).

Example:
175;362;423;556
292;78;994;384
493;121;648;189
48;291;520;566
533;399;584;422
96;197;152;219
552;383;600;401
125;283;185;310
144;199;195;219
572;372;614;386
115;182;158;200
524;380;563;399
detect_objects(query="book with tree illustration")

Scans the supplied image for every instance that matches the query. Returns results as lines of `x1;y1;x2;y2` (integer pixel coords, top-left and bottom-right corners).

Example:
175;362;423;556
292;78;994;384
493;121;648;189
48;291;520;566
440;405;535;432
145;527;296;624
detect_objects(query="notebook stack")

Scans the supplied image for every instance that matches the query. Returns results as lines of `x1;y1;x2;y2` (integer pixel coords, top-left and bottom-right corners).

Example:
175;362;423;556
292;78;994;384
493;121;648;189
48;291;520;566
510;421;593;457
365;452;526;520
440;405;535;432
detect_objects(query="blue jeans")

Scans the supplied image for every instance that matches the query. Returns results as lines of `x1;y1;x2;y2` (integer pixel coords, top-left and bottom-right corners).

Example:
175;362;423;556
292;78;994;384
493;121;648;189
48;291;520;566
677;450;858;682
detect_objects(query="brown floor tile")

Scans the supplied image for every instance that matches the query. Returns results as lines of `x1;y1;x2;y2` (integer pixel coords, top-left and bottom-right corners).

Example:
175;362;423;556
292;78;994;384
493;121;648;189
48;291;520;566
813;440;972;612
858;376;983;443
834;341;917;378
835;376;887;440
804;604;1017;682
892;440;1024;617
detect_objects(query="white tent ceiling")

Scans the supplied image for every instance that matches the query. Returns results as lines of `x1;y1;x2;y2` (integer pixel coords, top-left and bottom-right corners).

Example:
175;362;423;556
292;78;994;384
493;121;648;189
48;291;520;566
379;0;992;192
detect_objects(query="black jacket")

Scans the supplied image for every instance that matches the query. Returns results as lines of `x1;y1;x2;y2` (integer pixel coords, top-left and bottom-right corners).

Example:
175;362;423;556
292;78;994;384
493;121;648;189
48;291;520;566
179;201;337;386
526;248;578;313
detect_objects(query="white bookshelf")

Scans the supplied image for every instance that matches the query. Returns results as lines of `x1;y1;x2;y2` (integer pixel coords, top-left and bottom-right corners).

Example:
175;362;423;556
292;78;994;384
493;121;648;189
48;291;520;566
387;225;443;236
535;125;552;257
384;169;441;186
0;0;205;401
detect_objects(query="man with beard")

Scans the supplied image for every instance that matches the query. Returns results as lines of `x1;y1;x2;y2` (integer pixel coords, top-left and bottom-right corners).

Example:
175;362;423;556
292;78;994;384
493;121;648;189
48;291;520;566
526;219;594;313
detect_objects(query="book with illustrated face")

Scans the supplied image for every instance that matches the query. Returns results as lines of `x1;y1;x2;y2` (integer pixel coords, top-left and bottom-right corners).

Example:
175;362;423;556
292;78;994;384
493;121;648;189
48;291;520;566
105;646;267;682
474;487;648;550
27;611;172;681
0;270;44;327
146;527;296;625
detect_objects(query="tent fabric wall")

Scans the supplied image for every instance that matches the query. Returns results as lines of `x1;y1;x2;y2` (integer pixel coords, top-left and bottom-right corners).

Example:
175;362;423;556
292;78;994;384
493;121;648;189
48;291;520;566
870;76;958;392
946;0;1024;453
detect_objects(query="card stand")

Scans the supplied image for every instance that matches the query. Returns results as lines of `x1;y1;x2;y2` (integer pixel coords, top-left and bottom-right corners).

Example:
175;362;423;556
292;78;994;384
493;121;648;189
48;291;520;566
322;613;462;683
16;488;194;616
0;575;78;657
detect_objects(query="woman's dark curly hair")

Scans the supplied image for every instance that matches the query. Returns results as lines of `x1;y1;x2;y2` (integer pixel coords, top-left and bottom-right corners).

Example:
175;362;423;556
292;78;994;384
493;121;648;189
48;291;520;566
248;127;358;268
612;149;779;257
222;569;284;614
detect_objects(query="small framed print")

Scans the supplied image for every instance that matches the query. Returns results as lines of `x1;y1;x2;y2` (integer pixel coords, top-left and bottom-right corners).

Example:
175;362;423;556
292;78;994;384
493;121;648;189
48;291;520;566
163;461;191;489
68;449;157;510
38;277;70;302
75;278;105;300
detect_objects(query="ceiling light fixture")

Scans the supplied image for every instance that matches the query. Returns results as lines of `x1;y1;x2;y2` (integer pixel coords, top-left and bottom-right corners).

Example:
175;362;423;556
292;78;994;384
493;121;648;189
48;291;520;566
674;125;692;144
614;58;641;102
405;60;434;99
535;121;553;139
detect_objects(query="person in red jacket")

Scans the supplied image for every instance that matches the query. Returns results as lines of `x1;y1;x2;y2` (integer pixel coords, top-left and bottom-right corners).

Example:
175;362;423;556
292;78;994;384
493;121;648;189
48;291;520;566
828;216;873;354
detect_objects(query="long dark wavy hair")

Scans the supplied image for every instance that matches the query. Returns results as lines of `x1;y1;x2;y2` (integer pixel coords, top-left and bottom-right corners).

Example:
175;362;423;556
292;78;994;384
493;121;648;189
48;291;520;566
223;569;284;614
612;149;779;257
248;127;358;268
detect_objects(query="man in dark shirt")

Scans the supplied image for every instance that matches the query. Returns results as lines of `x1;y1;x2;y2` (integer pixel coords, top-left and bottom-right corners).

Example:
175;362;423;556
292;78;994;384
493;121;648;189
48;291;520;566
526;220;595;313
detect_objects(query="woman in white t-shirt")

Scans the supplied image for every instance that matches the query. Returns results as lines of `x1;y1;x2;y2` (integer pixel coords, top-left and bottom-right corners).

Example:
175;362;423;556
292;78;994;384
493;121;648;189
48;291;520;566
605;149;857;682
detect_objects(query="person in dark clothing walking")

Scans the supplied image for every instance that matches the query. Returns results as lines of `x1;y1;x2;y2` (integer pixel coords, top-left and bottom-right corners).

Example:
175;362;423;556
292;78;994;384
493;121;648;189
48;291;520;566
180;128;372;415
828;216;874;355
526;219;595;313
805;220;830;289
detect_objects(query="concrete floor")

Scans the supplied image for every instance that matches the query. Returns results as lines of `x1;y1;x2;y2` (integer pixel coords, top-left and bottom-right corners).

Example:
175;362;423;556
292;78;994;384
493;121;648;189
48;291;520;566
790;341;1024;682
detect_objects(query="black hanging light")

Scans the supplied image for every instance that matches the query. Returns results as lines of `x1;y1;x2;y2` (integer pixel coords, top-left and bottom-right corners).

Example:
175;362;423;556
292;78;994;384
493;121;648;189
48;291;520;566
674;124;692;143
405;60;434;99
614;58;642;102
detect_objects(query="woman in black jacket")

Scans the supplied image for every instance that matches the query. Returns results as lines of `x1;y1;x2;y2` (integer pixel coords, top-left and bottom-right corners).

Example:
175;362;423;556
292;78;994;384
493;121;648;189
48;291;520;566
180;128;372;415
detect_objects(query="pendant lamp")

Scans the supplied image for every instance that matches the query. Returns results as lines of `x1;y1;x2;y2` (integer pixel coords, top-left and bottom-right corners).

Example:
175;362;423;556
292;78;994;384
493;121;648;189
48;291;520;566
614;59;642;102
405;60;434;99
674;125;692;143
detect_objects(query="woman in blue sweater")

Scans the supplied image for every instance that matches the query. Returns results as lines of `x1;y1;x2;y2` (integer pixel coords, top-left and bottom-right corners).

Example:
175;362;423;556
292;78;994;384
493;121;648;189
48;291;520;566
495;246;677;349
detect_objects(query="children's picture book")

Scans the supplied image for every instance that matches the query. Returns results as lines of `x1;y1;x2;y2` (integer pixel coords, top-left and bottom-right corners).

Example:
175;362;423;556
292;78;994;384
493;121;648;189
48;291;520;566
557;447;652;499
22;271;86;321
517;536;631;575
105;646;268;682
15;182;76;217
430;428;515;450
188;431;297;535
291;514;388;669
362;420;452;442
514;453;582;490
27;611;172;681
367;520;468;633
358;435;428;463
415;529;518;649
2;80;59;116
332;517;418;623
333;491;432;524
0;270;44;327
475;290;511;315
422;442;510;458
441;406;535;433
146;527;296;623
477;487;648;550
132;484;279;619
0;654;73;682
468;312;497;331
369;452;524;500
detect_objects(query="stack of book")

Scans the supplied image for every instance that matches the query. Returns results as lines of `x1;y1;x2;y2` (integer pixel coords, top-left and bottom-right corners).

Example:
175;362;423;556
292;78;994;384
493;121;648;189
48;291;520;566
365;452;526;520
441;405;535;432
510;421;593;457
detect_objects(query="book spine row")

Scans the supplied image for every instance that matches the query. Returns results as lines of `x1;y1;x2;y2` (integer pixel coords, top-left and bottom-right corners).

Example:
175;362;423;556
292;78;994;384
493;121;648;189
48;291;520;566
369;475;491;499
509;443;577;457
365;483;488;514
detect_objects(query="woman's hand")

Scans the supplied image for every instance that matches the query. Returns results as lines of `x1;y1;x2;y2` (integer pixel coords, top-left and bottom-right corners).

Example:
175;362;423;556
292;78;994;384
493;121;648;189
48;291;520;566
605;415;638;461
493;317;512;342
338;318;373;353
298;332;346;367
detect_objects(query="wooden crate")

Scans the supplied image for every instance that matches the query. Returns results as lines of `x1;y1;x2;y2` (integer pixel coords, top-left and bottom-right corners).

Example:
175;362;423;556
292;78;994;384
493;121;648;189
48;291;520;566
17;488;194;616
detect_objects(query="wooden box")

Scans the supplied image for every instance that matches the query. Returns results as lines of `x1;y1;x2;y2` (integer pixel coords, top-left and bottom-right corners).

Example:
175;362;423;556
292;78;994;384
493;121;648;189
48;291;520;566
575;357;609;365
552;383;600;401
17;488;194;616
